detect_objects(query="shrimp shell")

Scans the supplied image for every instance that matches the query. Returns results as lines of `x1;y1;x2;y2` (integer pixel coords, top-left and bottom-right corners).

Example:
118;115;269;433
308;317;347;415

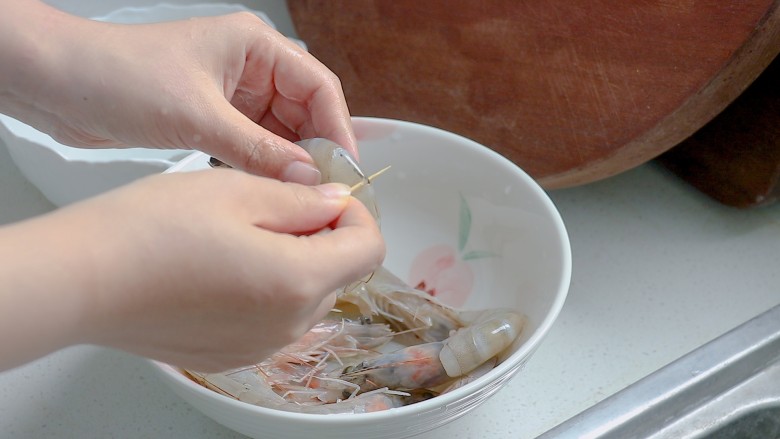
340;266;465;344
187;369;406;414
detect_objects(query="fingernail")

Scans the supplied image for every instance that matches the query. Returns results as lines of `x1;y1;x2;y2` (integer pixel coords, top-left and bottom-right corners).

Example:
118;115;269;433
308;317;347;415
282;161;321;185
315;183;351;199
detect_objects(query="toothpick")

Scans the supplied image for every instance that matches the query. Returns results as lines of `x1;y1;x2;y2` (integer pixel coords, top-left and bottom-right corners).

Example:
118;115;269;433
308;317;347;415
350;165;391;193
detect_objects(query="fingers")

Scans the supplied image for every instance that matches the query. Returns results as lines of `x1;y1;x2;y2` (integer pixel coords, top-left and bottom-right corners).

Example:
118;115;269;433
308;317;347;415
227;173;384;289
318;198;386;283
184;15;357;180
241;23;357;152
202;97;323;185
265;198;385;297
299;80;359;161
265;63;358;160
221;172;384;309
229;176;352;233
216;20;357;171
240;177;385;286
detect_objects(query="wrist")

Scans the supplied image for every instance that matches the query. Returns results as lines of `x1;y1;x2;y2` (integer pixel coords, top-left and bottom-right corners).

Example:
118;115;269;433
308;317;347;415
0;210;97;370
0;0;89;123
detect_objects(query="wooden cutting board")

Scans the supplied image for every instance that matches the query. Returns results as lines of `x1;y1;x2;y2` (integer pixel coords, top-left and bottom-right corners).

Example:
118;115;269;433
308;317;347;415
288;0;780;189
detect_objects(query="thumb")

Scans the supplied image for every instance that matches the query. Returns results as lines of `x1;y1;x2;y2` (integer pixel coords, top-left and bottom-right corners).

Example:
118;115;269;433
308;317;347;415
200;99;322;185
243;180;353;234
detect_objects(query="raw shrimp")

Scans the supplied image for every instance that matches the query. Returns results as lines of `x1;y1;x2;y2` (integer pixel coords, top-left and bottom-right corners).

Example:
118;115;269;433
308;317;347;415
185;279;525;411
340;267;465;344
186;317;397;408
341;309;525;391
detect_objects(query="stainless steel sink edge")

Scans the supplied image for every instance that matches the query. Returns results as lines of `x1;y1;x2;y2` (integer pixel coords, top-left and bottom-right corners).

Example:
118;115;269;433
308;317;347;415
538;304;780;439
664;362;780;438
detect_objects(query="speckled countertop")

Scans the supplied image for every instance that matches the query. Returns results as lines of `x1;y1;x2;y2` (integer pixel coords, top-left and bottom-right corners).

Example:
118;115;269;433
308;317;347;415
2;1;779;438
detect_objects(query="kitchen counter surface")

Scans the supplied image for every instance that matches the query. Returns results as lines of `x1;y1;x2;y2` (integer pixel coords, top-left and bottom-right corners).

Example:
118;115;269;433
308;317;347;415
1;2;778;438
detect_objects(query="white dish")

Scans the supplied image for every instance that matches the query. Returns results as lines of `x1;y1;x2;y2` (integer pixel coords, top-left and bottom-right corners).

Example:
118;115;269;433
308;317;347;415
154;117;572;439
0;114;191;206
93;2;274;25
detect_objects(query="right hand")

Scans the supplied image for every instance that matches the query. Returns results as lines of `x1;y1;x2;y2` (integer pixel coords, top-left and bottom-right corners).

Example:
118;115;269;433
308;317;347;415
0;169;384;372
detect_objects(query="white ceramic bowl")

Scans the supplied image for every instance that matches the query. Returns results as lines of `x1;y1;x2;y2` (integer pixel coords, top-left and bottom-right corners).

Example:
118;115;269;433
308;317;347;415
0;3;287;207
0;115;191;206
154;117;571;439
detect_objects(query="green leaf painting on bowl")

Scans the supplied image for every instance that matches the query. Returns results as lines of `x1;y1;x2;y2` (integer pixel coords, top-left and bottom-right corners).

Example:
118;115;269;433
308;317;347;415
409;193;497;307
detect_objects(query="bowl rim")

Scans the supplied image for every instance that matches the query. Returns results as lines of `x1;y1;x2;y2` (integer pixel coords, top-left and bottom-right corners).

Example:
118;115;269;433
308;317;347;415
0;113;187;166
152;116;572;423
89;2;275;27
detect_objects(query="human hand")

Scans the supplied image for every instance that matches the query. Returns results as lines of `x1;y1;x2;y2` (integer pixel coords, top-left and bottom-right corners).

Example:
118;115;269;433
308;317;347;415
1;2;356;184
0;170;384;372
